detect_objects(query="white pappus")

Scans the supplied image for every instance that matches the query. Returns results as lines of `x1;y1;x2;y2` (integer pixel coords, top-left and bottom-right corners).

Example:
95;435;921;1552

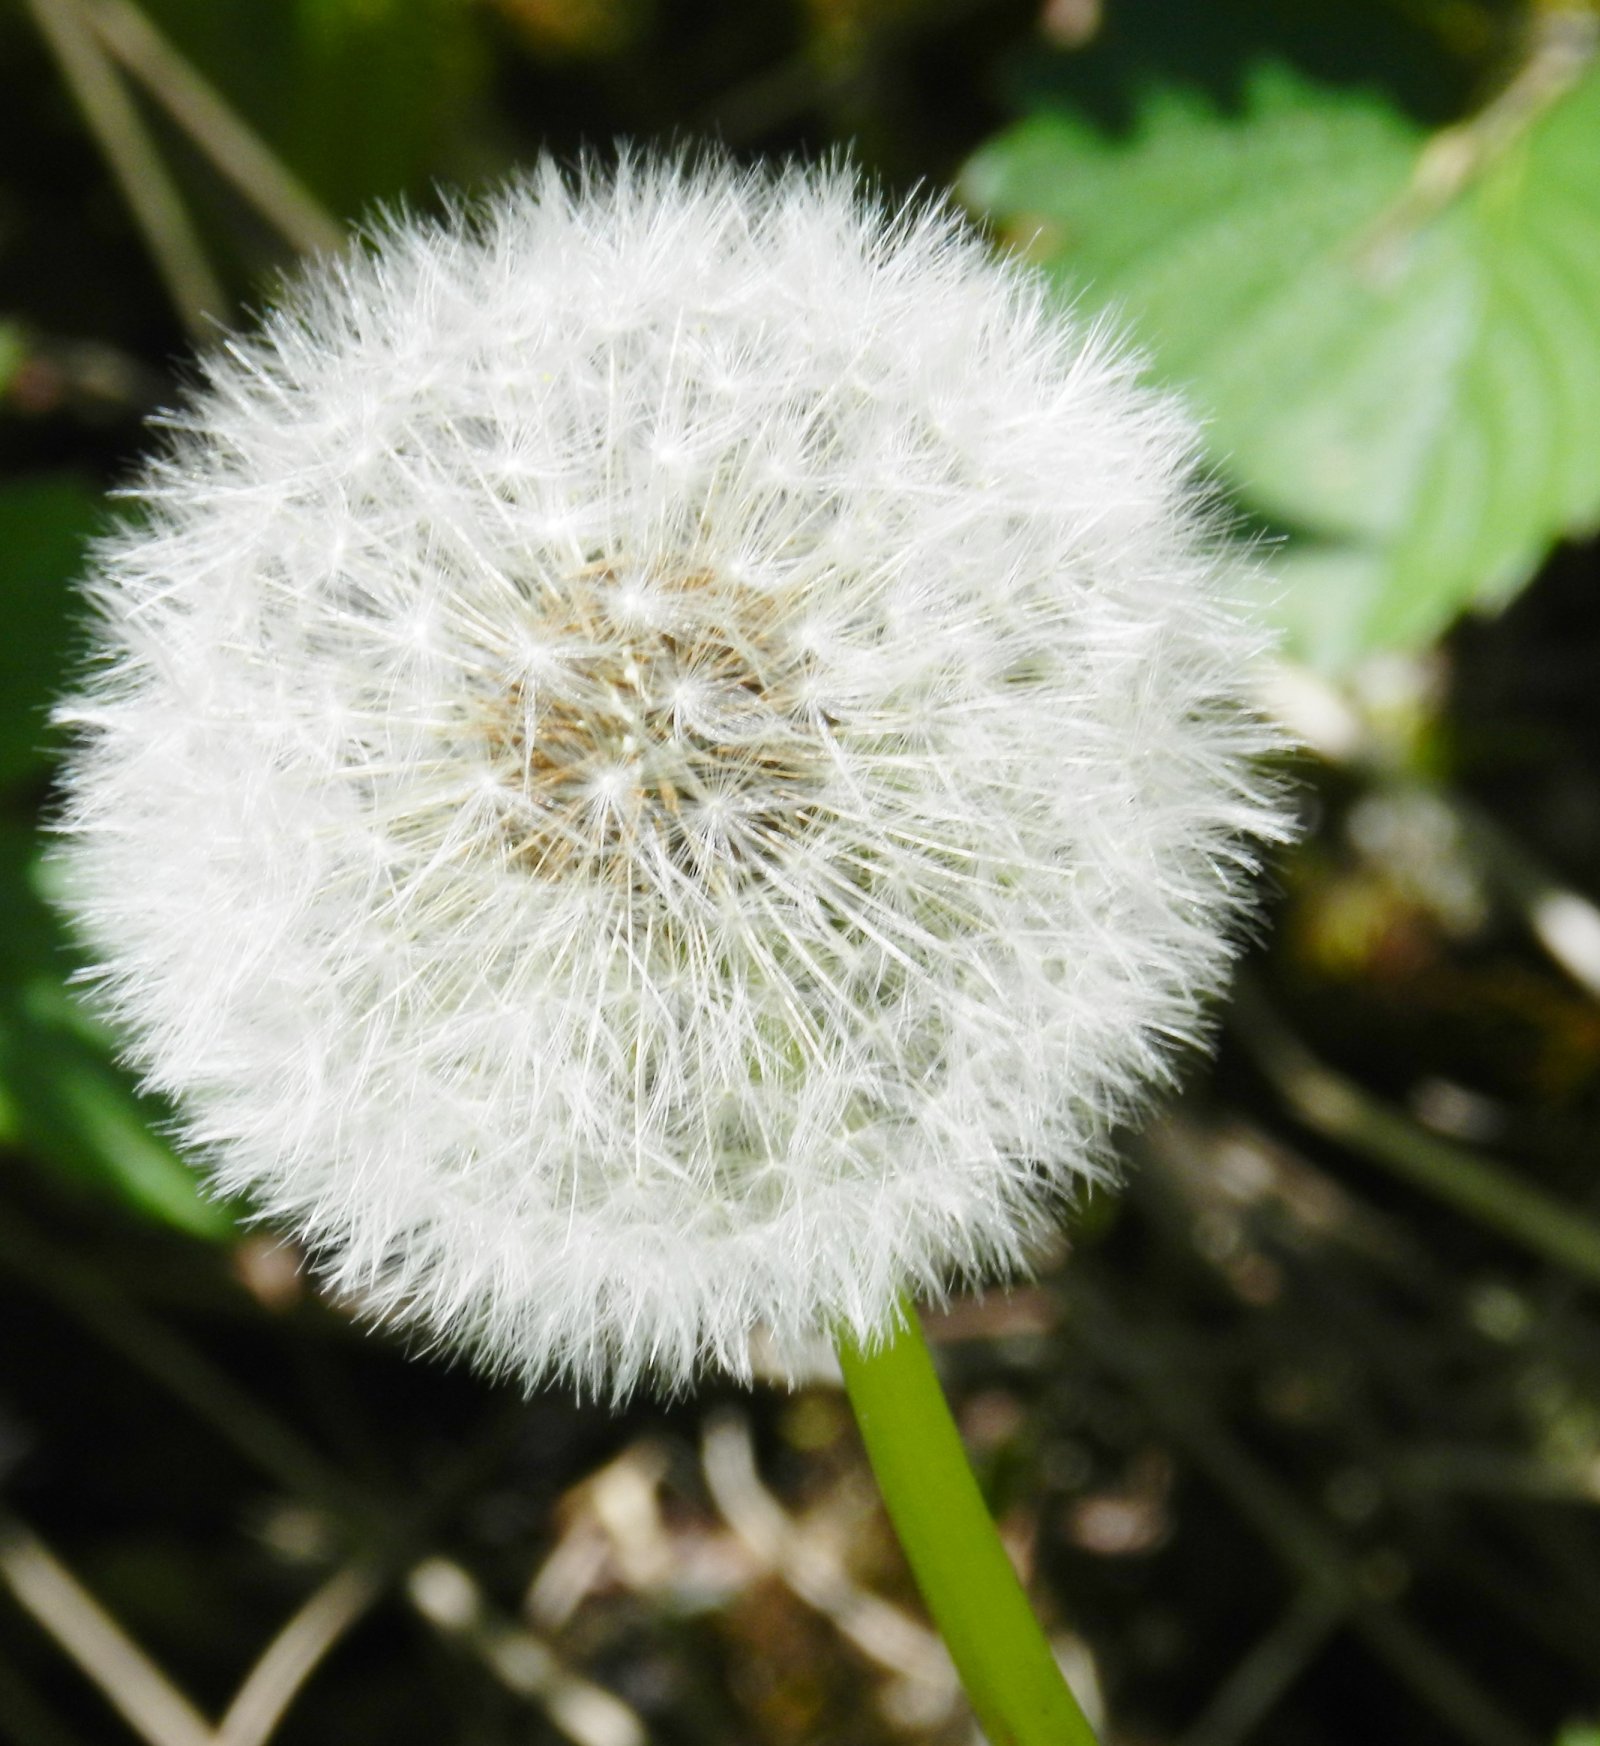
54;155;1291;1398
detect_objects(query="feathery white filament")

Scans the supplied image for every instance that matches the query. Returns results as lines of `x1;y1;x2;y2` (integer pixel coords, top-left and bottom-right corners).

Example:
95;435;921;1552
55;157;1289;1397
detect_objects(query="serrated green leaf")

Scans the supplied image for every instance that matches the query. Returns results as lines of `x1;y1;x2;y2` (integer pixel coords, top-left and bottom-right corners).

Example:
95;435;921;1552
0;826;236;1241
964;60;1600;668
0;473;102;793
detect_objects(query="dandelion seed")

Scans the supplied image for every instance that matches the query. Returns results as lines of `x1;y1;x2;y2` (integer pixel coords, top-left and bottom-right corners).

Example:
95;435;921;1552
53;155;1290;1401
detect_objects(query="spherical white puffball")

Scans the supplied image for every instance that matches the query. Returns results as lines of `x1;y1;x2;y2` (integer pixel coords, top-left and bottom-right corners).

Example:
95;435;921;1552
55;156;1289;1398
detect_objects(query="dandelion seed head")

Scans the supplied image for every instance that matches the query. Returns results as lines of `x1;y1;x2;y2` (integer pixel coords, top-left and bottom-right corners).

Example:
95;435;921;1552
55;155;1291;1398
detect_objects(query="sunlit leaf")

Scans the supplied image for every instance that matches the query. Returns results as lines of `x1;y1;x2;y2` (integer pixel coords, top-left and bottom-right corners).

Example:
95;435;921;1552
964;60;1600;667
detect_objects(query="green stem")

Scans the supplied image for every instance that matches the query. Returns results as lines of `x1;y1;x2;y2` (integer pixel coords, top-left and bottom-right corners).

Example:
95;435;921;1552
836;1302;1099;1746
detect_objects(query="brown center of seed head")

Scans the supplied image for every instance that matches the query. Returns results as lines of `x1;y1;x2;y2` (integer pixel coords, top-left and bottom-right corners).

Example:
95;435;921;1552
481;563;825;887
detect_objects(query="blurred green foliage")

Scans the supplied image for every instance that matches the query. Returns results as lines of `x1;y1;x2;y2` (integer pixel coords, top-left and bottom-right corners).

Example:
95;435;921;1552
0;472;99;792
967;27;1600;670
137;0;484;214
0;822;234;1239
